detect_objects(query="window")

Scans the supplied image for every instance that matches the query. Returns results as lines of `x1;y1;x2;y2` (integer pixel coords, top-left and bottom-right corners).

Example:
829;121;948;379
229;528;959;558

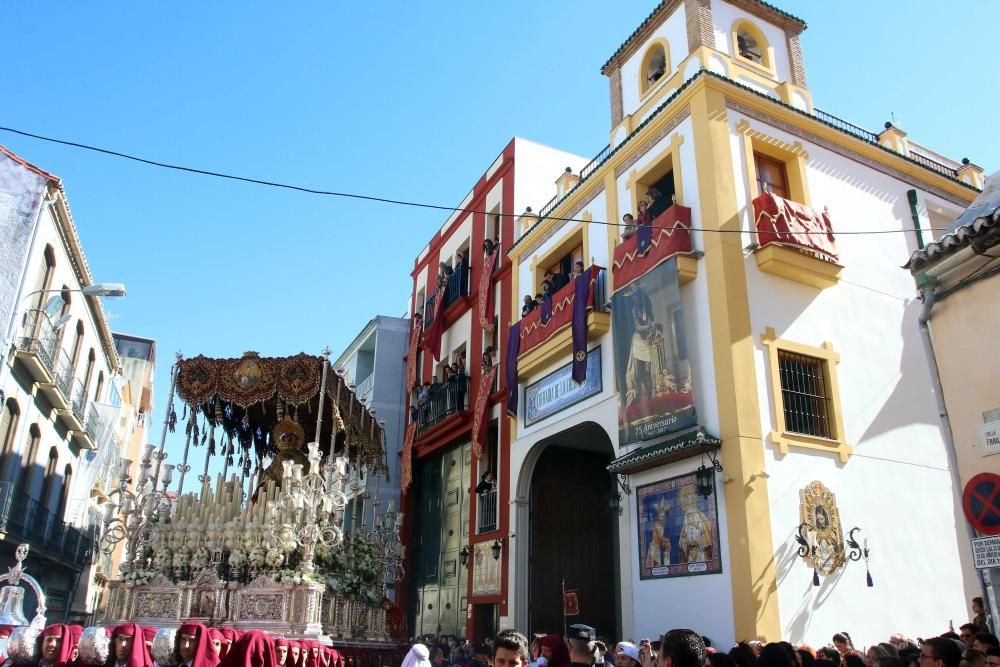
83;349;96;398
17;424;41;492
40;447;59;512
761;327;852;462
56;464;72;520
94;371;105;402
638;39;671;98
754;152;789;199
777;350;831;439
70;321;84;369
737;28;763;64
0;400;20;482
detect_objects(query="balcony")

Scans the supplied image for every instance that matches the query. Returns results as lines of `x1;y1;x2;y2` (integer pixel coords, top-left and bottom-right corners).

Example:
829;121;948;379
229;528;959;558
441;261;470;311
612;204;698;290
0;481;94;569
14;309;60;385
476;488;498;534
415;375;470;433
751;191;842;289
38;348;74;412
355;372;375;400
422;294;436;330
516;265;611;379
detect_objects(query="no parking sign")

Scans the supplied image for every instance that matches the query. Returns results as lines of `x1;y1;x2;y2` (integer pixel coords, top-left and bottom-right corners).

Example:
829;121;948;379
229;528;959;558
964;473;1000;535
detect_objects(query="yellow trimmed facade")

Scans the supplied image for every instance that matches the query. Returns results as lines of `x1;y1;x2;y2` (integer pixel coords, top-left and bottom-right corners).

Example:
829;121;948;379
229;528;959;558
504;0;982;648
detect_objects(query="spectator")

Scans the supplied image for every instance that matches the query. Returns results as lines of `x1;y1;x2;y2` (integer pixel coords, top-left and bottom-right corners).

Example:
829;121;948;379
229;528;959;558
482;346;495;372
963;626;980;650
985;648;1000;667
431;649;445;667
798;649;816;667
535;293;544;307
636;200;651;227
522;295;536;317
493;632;529;667
566;625;595;667
759;644;796;667
974;598;990;633
616;643;641;667
622;213;637;240
965;650;987;667
657;629;706;667
646;187;669;219
571;261;585;279
730;642;758;667
817;648;841;664
538;635;570;667
833;634;856;657
922;637;963;667
867;647;891;667
476;471;496;495
878;645;899;659
975;636;1000;655
550;266;570;291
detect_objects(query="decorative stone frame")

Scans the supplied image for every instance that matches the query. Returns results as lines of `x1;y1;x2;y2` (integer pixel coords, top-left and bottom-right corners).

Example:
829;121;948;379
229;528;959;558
761;327;853;463
731;20;775;78
637;38;672;101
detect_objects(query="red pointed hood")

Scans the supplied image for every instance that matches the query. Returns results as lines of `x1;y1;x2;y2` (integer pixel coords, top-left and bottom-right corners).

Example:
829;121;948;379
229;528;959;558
108;624;154;667
177;623;220;667
40;625;76;667
216;631;275;667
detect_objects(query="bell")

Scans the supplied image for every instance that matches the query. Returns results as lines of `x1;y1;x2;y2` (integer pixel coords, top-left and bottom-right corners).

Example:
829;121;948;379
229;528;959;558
0;584;29;626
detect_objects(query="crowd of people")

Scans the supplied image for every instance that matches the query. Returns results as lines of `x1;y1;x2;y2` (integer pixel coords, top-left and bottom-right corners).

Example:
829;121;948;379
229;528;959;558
404;599;996;667
409;353;469;426
520;261;587;319
620;187;672;242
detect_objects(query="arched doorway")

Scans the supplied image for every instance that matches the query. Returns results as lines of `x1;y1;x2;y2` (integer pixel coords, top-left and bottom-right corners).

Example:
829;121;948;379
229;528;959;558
527;422;618;639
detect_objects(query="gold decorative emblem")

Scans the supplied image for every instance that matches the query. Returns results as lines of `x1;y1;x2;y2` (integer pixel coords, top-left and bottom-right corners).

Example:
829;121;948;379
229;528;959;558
799;480;845;575
234;352;264;391
575;351;586;362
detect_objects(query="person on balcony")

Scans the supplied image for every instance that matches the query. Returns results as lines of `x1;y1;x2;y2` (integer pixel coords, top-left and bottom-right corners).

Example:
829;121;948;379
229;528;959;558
636;200;651;227
646;187;669;220
476;471;496;494
571;261;585;280
550;266;570;292
622;212;637;240
522;295;536;317
482;346;495;372
449;362;467;410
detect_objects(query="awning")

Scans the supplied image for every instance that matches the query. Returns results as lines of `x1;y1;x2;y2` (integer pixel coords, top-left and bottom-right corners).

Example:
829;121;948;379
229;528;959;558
607;429;720;474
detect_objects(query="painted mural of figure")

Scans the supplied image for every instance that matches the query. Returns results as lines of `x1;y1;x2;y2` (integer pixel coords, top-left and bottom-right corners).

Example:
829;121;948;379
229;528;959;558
677;486;713;563
644;499;672;568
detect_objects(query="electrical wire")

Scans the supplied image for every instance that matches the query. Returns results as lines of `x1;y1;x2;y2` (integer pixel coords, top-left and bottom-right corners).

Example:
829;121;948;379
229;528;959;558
0;125;957;236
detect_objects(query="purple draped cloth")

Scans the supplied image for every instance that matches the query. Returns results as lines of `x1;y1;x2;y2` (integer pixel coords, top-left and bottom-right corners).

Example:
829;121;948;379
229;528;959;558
540;292;553;324
506;321;521;417
572;270;590;383
637;221;653;255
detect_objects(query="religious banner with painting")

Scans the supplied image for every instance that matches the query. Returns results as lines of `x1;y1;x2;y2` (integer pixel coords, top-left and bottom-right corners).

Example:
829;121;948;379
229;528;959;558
611;259;696;446
478;246;501;333
636;471;721;580
405;315;422;390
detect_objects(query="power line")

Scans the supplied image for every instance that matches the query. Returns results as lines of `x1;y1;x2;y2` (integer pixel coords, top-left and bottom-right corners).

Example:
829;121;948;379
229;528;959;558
0;125;956;237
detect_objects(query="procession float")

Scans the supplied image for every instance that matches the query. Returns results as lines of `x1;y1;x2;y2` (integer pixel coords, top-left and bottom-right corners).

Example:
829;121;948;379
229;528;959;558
0;350;407;666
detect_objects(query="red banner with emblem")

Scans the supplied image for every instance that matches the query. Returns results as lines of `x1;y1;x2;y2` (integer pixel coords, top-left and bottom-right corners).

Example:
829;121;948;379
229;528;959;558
472;366;498;459
401;422;417;491
422;287;445;361
479;247;500;333
563;589;580;616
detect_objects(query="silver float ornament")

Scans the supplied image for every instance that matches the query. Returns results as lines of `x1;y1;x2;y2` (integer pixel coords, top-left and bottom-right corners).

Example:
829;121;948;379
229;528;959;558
151;628;178;667
7;624;41;664
77;627;110;666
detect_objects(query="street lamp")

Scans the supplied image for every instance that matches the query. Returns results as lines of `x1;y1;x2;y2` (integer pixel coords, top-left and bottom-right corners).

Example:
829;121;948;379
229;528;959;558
81;283;127;298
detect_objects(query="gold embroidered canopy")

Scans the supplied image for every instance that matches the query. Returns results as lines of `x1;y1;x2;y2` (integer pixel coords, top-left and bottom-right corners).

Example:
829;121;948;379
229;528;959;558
175;351;386;478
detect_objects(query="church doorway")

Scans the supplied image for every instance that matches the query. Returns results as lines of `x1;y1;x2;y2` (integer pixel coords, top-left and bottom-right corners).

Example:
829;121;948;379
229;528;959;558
527;423;617;639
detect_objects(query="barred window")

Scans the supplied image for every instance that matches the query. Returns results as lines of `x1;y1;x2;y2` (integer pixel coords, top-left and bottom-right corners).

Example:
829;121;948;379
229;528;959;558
777;350;832;439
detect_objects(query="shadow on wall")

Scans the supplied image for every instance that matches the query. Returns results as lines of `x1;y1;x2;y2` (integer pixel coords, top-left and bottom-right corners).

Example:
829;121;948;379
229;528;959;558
773;524;849;645
856;297;940;445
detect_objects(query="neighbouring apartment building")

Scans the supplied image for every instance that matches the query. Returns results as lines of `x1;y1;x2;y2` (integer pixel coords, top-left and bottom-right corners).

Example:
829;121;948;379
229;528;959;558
401;137;590;640
0;145;146;623
403;0;986;648
334;316;409;540
905;173;1000;619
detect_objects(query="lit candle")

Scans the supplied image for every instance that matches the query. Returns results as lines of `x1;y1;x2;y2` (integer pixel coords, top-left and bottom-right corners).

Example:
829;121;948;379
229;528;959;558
807;530;817;549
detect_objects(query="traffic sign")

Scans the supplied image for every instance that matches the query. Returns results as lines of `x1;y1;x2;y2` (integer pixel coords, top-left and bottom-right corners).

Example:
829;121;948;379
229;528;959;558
972;536;1000;569
963;473;1000;535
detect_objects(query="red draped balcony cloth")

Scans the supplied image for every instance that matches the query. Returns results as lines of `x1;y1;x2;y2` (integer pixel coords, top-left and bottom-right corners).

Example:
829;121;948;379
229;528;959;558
752;191;838;262
611;204;693;292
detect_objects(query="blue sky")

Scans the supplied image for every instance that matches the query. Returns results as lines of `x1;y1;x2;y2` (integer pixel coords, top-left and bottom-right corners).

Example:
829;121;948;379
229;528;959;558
3;1;995;472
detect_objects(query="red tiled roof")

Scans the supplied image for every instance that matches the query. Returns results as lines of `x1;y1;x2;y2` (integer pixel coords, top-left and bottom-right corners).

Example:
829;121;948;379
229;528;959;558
0;144;61;186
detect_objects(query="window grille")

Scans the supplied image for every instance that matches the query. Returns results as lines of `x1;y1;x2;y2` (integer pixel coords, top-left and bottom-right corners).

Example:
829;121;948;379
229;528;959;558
777;350;832;439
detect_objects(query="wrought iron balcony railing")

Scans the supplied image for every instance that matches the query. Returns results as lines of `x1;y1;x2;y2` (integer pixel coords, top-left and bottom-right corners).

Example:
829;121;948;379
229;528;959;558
415;375;470;432
0;481;94;568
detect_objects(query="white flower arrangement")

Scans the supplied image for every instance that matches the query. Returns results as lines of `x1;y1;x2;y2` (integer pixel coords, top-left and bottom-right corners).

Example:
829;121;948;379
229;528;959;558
124;569;156;584
248;546;265;568
153;549;173;573
229;548;247;569
190;548;210;570
265;549;284;568
171;549;189;568
275;569;317;585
